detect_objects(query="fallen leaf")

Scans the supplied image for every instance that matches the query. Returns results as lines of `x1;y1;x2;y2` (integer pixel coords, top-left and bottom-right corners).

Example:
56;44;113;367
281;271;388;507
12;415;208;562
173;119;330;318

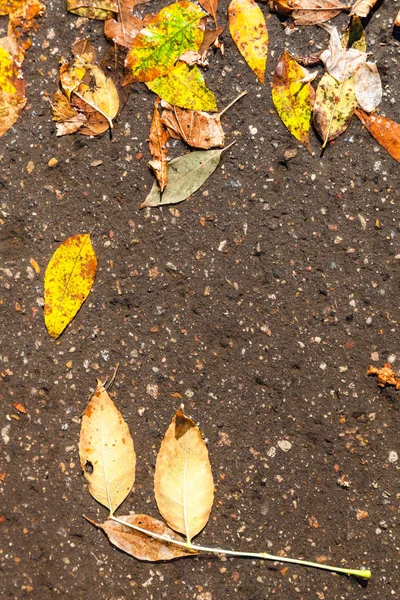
199;25;225;54
228;0;268;84
142;144;233;208
13;402;26;413
272;50;315;153
52;90;87;136
92;513;198;560
320;26;366;82
125;1;206;84
147;62;217;112
341;15;366;52
67;0;118;20
313;73;356;147
367;363;400;388
267;0;292;16
354;62;382;113
1;0;45;32
74;64;119;132
350;0;377;18
0;0;27;15
0;26;27;137
79;380;136;515
154;410;214;542
44;233;97;338
356;110;400;163
149;98;169;191
198;0;218;23
104;0;154;50
268;0;347;25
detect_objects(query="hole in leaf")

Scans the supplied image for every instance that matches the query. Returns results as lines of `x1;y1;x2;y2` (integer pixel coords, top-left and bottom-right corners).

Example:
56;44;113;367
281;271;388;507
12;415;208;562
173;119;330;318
85;460;94;474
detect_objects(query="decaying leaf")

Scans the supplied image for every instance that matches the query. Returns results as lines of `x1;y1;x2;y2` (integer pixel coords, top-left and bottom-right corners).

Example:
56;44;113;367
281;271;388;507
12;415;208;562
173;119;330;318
93;514;199;560
341;15;366;52
198;0;218;24
147;62;217;112
268;0;347;26
0;0;27;15
44;233;97;338
104;0;153;50
228;0;268;84
320;26;366;82
52;90;87;136
142;144;233;208
312;73;357;147
74;64;119;131
355;109;400;164
367;363;400;389
199;25;225;54
354;61;382;113
124;2;206;84
0;26;27;137
1;0;45;32
79;380;136;515
149;98;169;191
272;51;315;153
350;0;378;18
161;103;224;149
154;410;214;542
67;0;118;20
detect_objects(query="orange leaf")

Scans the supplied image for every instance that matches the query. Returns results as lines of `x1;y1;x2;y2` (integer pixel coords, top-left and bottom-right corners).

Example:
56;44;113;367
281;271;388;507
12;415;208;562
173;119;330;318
355;109;400;164
149;98;169;191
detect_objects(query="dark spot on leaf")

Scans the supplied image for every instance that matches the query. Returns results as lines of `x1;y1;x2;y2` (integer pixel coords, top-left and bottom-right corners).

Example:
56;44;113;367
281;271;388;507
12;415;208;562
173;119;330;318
85;460;94;474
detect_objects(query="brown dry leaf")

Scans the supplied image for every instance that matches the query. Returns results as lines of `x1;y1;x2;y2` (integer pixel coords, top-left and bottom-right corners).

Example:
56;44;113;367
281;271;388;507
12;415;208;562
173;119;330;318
0;25;27;137
355;109;400;164
7;0;45;33
269;0;348;25
92;513;199;561
68;0;118;20
154;409;214;542
367;363;400;389
149;98;169;191
350;0;377;18
79;379;136;515
199;25;225;54
52;90;87;136
198;0;218;24
104;0;154;50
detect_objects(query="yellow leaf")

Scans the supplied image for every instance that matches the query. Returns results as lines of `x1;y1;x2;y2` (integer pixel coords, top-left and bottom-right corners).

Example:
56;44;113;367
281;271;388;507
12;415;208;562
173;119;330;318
154;410;214;542
0;0;27;15
228;0;268;84
79;381;136;515
147;62;217;112
312;73;356;148
0;27;27;137
67;0;118;20
44;233;97;338
75;65;119;130
272;50;314;153
125;1;205;84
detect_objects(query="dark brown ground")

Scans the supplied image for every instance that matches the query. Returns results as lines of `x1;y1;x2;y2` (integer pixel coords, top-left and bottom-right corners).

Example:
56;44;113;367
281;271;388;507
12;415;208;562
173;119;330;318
1;1;399;598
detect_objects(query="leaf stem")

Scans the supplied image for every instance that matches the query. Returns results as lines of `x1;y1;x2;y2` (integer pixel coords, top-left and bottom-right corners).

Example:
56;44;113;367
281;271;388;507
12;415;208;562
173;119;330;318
110;516;371;579
73;91;114;130
218;91;248;117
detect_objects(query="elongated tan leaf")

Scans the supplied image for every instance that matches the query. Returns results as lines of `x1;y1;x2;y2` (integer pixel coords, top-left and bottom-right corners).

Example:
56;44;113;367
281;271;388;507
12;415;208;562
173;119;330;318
142;145;231;208
93;514;199;560
292;0;347;26
355;109;400;164
75;64;119;131
350;0;377;18
354;61;382;113
149;98;169;191
44;233;97;338
154;410;214;542
228;0;268;84
79;381;136;515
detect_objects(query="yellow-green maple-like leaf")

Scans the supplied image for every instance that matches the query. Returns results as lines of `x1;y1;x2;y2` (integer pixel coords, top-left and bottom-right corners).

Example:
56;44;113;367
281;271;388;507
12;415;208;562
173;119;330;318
125;1;205;84
272;51;314;153
44;233;97;338
313;73;356;147
228;0;268;84
147;62;217;112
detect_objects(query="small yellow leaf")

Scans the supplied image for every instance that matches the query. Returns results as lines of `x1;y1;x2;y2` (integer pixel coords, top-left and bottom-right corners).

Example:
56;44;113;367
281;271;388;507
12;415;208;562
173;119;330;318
272;51;314;153
154;410;214;542
228;0;268;84
44;233;97;338
147;62;217;112
79;381;136;515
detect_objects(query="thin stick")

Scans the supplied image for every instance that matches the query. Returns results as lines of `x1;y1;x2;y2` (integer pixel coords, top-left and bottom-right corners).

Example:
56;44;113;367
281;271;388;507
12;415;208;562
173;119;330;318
110;516;371;579
219;91;248;117
73;91;114;130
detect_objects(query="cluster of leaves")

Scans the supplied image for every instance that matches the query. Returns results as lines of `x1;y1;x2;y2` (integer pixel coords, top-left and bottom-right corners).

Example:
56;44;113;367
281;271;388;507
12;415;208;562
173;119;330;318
78;376;371;577
0;0;45;136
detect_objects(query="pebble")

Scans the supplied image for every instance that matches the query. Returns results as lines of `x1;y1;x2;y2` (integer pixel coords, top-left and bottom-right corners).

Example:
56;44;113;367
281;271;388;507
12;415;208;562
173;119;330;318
48;157;58;167
267;446;276;458
388;451;398;463
278;440;292;453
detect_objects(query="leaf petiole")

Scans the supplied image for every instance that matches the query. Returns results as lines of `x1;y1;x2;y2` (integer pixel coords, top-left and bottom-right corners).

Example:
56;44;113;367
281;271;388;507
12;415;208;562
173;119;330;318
110;515;371;579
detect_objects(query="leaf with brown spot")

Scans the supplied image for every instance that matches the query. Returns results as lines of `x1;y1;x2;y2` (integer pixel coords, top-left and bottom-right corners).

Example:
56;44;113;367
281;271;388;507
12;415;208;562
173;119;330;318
90;514;199;560
355;110;400;164
154;410;214;542
149;98;169;191
79;380;136;515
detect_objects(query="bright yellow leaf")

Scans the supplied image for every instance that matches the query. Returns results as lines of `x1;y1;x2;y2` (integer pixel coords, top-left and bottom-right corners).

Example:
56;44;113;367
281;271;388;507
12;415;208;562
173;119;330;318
228;0;268;84
147;62;217;112
44;233;97;338
0;27;27;137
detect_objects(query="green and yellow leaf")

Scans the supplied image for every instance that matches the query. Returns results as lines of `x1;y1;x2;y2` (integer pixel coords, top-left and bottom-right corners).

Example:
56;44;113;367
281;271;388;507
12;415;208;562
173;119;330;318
272;51;314;153
147;62;217;112
125;1;205;84
312;73;356;147
79;381;136;516
44;233;97;338
228;0;268;84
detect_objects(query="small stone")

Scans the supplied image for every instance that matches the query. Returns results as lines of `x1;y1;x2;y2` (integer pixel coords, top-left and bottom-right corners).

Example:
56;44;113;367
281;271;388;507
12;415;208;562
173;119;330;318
90;160;103;167
284;148;297;160
371;352;379;361
48;157;58;167
388;451;398;463
267;446;276;458
278;440;292;453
